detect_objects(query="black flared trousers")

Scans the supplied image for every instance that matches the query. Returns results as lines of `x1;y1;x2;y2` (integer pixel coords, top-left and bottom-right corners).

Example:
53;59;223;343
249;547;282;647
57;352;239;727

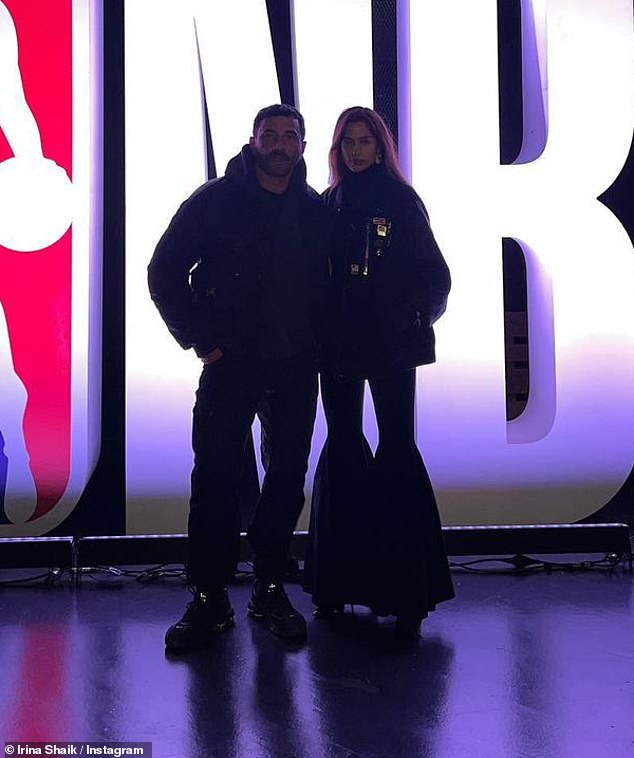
305;368;454;617
187;356;318;589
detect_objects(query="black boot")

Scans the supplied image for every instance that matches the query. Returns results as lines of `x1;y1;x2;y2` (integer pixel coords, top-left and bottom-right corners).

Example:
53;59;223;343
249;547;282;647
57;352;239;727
165;588;234;653
394;612;423;641
248;580;307;641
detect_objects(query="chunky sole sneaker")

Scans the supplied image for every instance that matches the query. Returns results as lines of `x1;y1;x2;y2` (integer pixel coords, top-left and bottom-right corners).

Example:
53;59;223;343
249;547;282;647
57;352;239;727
248;580;307;641
165;589;235;653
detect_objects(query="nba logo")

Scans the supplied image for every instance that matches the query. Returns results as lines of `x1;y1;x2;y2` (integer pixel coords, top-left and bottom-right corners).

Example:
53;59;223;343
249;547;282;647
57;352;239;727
0;0;102;536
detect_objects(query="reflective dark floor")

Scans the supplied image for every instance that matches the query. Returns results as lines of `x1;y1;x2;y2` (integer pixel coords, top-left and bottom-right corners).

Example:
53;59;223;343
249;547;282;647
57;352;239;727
0;562;633;758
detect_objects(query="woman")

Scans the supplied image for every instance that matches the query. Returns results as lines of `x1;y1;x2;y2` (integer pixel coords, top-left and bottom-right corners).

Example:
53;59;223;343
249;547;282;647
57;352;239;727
303;107;454;639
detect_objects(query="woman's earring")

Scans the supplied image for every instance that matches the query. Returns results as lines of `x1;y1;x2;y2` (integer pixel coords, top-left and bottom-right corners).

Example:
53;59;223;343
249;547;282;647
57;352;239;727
375;153;383;165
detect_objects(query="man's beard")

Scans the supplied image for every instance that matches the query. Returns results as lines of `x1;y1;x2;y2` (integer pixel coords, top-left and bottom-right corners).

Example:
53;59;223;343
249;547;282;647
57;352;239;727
254;149;296;178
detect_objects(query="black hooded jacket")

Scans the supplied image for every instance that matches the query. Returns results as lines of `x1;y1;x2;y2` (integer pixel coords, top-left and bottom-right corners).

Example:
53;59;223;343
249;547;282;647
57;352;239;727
148;146;331;362
324;164;450;380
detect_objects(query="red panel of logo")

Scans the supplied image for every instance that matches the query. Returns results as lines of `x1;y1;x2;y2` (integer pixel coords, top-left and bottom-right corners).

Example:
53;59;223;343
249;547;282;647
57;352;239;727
0;0;73;520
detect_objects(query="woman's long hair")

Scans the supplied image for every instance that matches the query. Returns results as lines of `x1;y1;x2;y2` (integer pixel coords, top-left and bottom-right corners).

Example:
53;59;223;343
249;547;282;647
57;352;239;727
328;106;409;188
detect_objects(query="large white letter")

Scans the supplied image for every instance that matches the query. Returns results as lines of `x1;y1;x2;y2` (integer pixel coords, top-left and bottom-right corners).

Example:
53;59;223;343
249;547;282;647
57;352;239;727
125;1;280;532
408;0;634;524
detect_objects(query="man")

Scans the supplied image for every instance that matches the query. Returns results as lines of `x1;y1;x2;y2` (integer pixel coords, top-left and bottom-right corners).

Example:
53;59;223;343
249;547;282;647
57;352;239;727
148;104;329;652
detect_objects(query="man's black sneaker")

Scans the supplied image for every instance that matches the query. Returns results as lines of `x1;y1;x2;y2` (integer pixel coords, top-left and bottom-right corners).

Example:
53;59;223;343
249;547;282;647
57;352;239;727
165;588;234;653
247;580;307;641
313;603;344;619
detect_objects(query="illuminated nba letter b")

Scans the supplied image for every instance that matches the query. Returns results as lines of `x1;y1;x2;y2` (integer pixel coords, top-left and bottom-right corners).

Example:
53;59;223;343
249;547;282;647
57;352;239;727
408;0;634;524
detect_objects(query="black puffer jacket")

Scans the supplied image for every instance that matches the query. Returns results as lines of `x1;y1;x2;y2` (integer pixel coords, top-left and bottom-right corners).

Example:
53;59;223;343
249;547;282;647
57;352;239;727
324;164;450;380
148;147;331;361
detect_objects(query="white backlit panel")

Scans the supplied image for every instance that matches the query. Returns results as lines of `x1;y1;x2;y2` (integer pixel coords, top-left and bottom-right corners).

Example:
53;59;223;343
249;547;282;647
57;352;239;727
126;0;634;533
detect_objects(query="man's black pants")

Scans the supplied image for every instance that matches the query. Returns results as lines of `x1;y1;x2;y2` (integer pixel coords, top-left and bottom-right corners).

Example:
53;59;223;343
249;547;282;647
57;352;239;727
187;355;318;589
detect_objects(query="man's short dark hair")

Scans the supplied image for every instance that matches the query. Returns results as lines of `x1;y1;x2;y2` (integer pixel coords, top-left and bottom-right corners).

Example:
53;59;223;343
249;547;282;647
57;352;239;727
253;104;305;140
